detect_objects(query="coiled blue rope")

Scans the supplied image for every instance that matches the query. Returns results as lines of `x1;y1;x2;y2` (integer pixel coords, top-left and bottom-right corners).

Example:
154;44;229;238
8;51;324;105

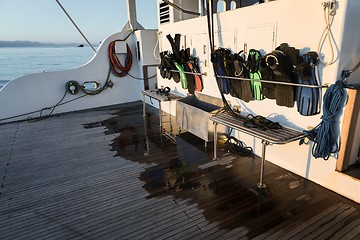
303;80;347;160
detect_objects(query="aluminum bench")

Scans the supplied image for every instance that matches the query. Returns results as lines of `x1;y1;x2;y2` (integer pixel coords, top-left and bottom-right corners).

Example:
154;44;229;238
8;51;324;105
210;112;305;188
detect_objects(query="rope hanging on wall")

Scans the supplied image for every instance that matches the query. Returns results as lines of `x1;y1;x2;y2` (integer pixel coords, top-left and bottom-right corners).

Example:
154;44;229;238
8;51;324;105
108;41;133;77
302;80;347;160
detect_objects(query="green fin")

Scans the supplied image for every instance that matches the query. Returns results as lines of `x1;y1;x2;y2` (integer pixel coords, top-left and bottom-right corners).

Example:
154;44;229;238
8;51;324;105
249;71;264;100
248;50;264;100
174;62;187;89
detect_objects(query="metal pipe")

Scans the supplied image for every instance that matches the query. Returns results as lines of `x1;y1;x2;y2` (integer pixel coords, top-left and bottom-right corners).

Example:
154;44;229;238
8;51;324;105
142;94;146;118
55;0;97;53
168;69;207;76
126;0;140;30
258;140;269;188
216;75;329;89
213;122;218;160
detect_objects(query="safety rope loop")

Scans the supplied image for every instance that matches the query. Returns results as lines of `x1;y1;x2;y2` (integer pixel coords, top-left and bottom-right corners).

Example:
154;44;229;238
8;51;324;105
109;41;133;77
318;0;337;66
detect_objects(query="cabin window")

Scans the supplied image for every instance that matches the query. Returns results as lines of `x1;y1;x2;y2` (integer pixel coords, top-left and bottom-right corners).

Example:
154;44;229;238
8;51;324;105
230;1;236;10
217;0;227;12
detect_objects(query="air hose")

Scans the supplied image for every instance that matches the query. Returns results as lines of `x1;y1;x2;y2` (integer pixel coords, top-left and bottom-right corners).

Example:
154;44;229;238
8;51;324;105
206;0;237;117
302;80;347;160
109;41;133;77
225;136;253;156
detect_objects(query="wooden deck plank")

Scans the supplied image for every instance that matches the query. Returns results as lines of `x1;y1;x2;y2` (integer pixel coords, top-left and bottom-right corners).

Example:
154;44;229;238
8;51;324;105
328;216;360;239
273;202;345;239
162;225;203;240
0;101;360;239
0;165;148;211
0;184;149;238
0;164;145;215
251;193;337;239
48;197;179;240
190;173;317;239
0;181;151;239
340;225;360;240
310;206;358;239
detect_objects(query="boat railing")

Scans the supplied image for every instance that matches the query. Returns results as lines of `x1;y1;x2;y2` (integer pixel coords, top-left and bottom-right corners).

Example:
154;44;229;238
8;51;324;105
163;70;330;88
168;69;208;76
215;75;330;89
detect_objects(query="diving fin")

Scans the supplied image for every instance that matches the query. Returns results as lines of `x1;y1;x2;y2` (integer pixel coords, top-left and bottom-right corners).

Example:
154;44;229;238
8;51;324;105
168;53;181;83
159;51;178;81
188;57;203;92
248;49;264;100
224;52;241;99
266;44;298;107
181;48;195;94
296;51;320;116
215;65;230;94
233;51;252;102
211;48;231;95
174;62;187;89
249;71;263;100
260;57;276;99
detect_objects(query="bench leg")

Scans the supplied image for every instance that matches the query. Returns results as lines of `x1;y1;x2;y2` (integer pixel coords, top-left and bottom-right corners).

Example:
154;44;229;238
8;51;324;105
142;94;146;118
213;122;218;160
158;100;162;128
258;140;269;188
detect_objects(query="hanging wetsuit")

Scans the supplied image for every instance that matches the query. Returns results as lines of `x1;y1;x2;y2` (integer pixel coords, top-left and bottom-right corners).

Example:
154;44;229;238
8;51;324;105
159;51;175;81
166;34;187;89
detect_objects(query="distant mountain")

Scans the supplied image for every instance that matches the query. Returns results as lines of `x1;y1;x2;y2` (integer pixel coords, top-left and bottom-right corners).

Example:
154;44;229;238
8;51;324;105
0;40;83;47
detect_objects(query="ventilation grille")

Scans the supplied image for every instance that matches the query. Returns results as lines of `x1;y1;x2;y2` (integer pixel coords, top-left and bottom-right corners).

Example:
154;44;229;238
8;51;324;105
159;2;170;24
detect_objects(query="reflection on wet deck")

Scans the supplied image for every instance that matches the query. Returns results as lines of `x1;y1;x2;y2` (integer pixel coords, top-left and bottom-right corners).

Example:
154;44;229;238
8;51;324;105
0;101;360;239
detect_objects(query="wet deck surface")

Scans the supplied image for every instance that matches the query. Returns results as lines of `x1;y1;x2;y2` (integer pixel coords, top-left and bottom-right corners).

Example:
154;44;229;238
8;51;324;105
0;101;360;240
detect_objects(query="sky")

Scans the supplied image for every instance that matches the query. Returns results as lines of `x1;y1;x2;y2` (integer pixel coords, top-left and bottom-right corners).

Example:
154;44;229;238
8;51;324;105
0;0;158;44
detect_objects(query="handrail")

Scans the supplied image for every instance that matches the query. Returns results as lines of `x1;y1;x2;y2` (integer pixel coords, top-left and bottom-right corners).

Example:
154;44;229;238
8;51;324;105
169;69;207;76
341;61;360;81
216;75;329;89
162;0;200;16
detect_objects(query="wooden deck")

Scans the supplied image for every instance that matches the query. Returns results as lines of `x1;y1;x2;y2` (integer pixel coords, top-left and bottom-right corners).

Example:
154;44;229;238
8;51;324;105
0;101;360;240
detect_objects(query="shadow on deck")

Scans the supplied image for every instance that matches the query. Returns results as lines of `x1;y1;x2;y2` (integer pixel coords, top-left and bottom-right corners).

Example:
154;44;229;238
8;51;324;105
0;101;359;239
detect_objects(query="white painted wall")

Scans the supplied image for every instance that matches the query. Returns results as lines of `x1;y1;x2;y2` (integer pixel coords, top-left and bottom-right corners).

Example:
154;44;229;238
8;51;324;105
0;29;158;124
157;0;360;203
339;0;360;165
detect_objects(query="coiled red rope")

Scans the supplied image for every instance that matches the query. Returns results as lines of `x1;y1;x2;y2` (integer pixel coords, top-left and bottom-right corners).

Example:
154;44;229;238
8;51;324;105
109;41;133;77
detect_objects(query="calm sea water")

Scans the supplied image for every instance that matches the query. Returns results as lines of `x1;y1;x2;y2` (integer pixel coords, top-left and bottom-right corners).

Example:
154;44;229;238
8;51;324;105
0;47;95;88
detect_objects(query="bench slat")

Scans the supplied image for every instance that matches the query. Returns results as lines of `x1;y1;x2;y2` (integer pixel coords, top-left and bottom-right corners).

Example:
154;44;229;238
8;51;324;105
210;113;304;144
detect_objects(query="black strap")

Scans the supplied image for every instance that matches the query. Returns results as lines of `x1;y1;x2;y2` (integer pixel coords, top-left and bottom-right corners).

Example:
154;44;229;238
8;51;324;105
166;34;181;62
